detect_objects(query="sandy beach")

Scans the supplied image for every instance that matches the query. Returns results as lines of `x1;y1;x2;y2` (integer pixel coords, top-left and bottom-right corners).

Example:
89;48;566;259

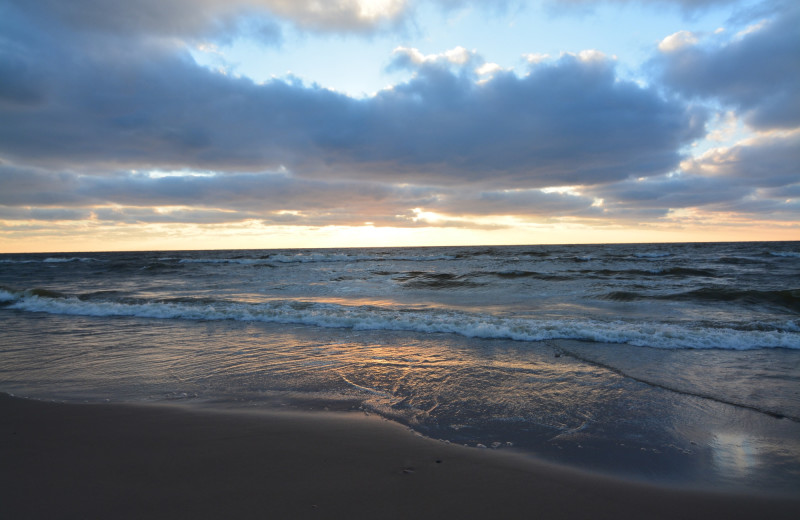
1;393;796;520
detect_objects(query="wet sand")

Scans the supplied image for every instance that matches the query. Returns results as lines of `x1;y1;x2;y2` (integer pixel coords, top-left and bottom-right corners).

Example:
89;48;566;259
1;393;796;519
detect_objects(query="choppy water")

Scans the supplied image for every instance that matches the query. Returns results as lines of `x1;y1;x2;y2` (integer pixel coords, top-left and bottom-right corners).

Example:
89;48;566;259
1;242;799;493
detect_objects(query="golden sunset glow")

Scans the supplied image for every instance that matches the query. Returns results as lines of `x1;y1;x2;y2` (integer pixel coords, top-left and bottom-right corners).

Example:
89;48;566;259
1;0;797;252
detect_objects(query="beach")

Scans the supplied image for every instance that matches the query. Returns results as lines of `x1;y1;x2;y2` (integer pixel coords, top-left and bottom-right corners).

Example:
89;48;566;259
2;243;799;507
4;0;799;512
2;393;797;519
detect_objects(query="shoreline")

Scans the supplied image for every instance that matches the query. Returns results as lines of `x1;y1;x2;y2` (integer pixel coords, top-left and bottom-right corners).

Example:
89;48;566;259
2;393;798;519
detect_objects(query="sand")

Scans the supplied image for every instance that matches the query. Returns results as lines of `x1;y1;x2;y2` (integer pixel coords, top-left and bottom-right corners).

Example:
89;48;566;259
1;393;796;519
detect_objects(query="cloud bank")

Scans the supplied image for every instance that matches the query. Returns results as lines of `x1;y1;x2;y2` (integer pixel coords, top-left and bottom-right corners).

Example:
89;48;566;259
654;1;800;129
0;0;797;245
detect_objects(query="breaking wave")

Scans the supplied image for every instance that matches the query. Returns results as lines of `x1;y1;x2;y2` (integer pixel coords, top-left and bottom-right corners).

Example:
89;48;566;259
602;287;800;312
176;251;459;265
2;287;798;351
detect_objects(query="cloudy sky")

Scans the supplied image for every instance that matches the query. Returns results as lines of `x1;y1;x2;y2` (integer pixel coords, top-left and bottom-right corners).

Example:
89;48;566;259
1;0;798;252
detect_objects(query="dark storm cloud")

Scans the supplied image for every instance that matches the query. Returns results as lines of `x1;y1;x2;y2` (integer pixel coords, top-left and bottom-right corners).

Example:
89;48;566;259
0;3;704;189
653;1;800;130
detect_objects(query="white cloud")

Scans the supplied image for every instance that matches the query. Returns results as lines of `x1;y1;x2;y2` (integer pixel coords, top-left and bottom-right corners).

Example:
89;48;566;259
356;0;407;21
734;19;768;39
576;49;610;62
476;62;502;75
658;30;698;52
392;45;477;67
523;53;550;64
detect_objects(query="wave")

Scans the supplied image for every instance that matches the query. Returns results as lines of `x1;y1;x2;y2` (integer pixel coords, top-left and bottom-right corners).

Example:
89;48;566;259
2;288;798;351
0;257;101;264
377;270;572;283
715;256;765;265
492;270;573;281
567;255;593;262
649;267;717;277
0;288;17;302
590;267;717;278
0;287;66;300
43;257;103;263
603;291;640;302
601;287;800;312
391;267;719;285
138;262;186;272
178;257;275;265
394;272;484;289
386;269;575;285
770;251;800;258
677;287;800;312
386;254;458;262
178;252;458;265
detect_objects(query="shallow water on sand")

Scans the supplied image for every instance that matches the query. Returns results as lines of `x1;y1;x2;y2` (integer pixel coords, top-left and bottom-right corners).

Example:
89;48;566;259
1;310;798;494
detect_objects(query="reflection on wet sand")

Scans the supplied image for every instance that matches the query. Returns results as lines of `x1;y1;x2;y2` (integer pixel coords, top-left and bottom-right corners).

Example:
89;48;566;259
712;433;757;479
2;312;799;493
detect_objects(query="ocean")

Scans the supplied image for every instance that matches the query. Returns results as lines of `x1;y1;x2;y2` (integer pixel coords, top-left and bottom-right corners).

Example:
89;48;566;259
1;241;799;493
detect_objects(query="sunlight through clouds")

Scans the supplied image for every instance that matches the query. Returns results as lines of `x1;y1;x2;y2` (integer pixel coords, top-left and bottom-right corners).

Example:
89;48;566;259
357;0;407;20
0;0;798;251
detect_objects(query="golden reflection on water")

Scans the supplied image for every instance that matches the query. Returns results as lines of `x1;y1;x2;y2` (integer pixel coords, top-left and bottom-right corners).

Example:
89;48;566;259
304;337;623;433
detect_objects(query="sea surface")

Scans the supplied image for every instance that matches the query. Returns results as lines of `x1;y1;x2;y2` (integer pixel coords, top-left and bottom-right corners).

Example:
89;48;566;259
1;242;799;493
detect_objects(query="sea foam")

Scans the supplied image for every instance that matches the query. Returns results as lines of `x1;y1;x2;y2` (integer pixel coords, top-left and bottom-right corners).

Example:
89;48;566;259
5;289;799;351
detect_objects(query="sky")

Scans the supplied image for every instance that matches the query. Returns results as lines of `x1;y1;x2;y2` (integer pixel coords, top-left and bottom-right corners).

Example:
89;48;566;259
0;0;798;252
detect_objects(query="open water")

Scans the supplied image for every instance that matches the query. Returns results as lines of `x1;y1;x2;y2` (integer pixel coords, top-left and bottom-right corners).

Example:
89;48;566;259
1;242;799;493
